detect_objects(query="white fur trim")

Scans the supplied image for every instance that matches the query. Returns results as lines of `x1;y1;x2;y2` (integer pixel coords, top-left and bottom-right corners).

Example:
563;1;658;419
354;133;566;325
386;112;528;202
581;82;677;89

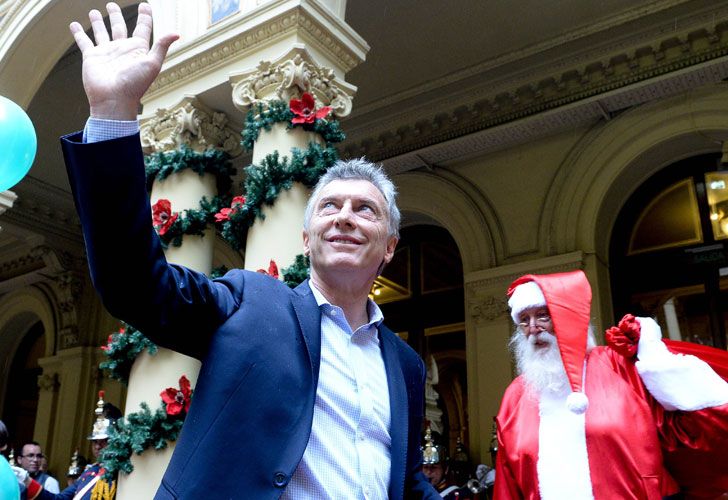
566;392;589;414
538;389;594;500
636;317;728;411
508;281;546;323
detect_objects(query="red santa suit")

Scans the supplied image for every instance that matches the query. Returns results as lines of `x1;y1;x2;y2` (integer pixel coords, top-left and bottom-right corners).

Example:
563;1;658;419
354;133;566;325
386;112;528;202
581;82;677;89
494;271;728;500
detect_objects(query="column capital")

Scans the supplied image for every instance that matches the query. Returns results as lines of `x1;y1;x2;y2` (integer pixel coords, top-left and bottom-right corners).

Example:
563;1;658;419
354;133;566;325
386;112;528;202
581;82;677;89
38;372;60;392
140;96;243;156
231;45;356;118
0;190;16;233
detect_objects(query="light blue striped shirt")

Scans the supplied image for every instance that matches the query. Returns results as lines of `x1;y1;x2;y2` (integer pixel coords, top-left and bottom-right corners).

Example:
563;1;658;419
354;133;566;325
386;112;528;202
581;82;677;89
282;282;391;500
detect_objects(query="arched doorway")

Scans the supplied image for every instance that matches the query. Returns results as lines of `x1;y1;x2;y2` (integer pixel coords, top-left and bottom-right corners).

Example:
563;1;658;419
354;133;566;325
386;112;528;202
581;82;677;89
610;153;727;349
3;320;45;449
373;225;467;459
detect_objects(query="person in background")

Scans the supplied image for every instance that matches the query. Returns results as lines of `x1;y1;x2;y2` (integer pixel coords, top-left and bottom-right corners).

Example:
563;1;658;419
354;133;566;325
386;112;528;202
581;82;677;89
64;450;87;487
18;443;59;494
34;391;120;500
421;425;478;499
494;270;728;499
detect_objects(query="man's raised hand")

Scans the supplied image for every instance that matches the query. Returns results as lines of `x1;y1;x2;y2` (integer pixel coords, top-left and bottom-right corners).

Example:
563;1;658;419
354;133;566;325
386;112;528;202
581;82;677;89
69;2;178;120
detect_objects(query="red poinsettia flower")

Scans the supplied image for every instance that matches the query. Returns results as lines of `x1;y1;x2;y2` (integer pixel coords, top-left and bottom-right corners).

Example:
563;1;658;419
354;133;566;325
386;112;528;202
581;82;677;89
118;326;126;335
160;375;192;416
100;334;114;352
289;93;331;124
605;313;641;358
214;207;234;223
152;199;179;236
257;259;279;279
214;196;246;223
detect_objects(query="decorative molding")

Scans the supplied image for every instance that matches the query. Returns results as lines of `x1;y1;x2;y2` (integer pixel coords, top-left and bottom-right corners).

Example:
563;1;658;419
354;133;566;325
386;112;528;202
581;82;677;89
59;326;79;350
7;246;85;350
140;97;243;156
37;372;59;392
0;250;44;281
468;295;509;325
231;46;355;117
145;5;364;105
341;18;728;166
465;251;585;295
4;177;81;247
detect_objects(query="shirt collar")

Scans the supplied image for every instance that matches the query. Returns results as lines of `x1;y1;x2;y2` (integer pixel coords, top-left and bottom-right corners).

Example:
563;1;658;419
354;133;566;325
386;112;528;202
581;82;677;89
308;280;384;329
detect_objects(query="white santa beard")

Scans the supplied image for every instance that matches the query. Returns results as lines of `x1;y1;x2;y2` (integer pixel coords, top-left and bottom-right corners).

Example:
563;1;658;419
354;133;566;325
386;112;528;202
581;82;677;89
510;331;570;395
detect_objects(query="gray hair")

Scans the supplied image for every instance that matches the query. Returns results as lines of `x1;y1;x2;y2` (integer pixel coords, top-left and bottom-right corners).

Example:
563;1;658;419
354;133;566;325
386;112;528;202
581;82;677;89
304;158;401;238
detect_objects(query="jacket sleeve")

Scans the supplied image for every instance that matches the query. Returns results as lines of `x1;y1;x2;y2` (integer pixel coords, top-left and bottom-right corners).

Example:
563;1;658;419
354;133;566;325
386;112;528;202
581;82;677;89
404;357;441;500
60;132;242;359
34;481;76;500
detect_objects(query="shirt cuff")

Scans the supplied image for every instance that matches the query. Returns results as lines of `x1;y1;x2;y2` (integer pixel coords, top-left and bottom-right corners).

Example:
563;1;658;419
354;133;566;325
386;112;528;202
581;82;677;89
84;117;139;143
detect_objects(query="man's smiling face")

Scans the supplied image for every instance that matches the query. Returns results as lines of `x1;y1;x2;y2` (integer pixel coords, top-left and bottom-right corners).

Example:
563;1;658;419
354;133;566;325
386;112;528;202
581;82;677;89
303;179;397;281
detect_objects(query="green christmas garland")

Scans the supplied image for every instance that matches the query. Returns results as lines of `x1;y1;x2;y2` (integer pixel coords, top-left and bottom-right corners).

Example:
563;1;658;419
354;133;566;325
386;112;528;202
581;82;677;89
156;195;228;248
241;99;345;151
281;254;310;288
217;143;339;250
101;399;185;480
145;145;236;196
100;324;158;385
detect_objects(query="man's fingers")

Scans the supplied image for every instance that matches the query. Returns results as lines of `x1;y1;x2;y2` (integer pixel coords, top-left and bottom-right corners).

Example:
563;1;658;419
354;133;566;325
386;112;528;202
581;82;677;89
89;9;110;45
149;33;180;66
107;2;128;41
69;22;95;53
131;2;153;44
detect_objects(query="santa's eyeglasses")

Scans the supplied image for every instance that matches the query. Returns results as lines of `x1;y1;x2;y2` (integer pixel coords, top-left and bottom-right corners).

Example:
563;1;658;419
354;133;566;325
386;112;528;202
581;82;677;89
517;313;552;332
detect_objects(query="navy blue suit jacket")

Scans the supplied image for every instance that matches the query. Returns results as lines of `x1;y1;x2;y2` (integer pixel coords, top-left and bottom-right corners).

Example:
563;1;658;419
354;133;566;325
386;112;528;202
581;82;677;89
61;132;438;499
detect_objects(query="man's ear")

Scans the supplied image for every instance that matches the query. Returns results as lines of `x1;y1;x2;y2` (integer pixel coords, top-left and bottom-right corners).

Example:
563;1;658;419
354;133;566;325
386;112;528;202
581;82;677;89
302;229;310;256
383;236;398;264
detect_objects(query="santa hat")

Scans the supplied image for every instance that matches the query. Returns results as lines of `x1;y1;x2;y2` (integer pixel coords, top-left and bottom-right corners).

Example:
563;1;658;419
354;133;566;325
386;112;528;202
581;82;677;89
507;270;592;414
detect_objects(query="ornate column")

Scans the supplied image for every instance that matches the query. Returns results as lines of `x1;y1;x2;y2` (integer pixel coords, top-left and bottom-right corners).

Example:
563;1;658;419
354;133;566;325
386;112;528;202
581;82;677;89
464;251;590;466
116;98;241;500
0;191;16;233
230;46;355;272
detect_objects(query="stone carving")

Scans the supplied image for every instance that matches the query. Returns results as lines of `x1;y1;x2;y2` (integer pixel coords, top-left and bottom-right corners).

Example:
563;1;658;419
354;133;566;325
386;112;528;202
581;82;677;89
38;373;59;392
424;355;443;435
468;295;509;324
141;100;243;156
232;52;354;117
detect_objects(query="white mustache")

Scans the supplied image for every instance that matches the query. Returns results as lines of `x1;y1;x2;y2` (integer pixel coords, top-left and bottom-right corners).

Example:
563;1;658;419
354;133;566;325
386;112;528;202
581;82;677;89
527;331;554;345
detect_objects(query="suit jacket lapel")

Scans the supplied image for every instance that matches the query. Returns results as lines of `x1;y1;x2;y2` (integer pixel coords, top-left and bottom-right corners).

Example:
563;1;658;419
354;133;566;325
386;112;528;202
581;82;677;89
292;280;322;387
380;325;407;499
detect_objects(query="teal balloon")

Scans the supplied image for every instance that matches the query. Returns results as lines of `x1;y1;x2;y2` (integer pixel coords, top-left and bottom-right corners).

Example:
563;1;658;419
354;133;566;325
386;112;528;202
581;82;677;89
0;95;37;191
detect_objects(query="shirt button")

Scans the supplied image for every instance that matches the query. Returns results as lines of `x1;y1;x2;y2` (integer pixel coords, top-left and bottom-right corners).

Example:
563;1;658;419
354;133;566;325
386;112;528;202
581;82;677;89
273;472;287;487
330;309;337;316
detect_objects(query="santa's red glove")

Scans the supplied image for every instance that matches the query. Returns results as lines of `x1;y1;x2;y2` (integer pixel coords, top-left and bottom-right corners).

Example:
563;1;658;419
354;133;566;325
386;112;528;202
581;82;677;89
605;313;641;358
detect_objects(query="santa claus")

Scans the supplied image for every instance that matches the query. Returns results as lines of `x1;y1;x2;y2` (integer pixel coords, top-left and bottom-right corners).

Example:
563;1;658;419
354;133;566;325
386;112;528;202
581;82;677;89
494;270;728;499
